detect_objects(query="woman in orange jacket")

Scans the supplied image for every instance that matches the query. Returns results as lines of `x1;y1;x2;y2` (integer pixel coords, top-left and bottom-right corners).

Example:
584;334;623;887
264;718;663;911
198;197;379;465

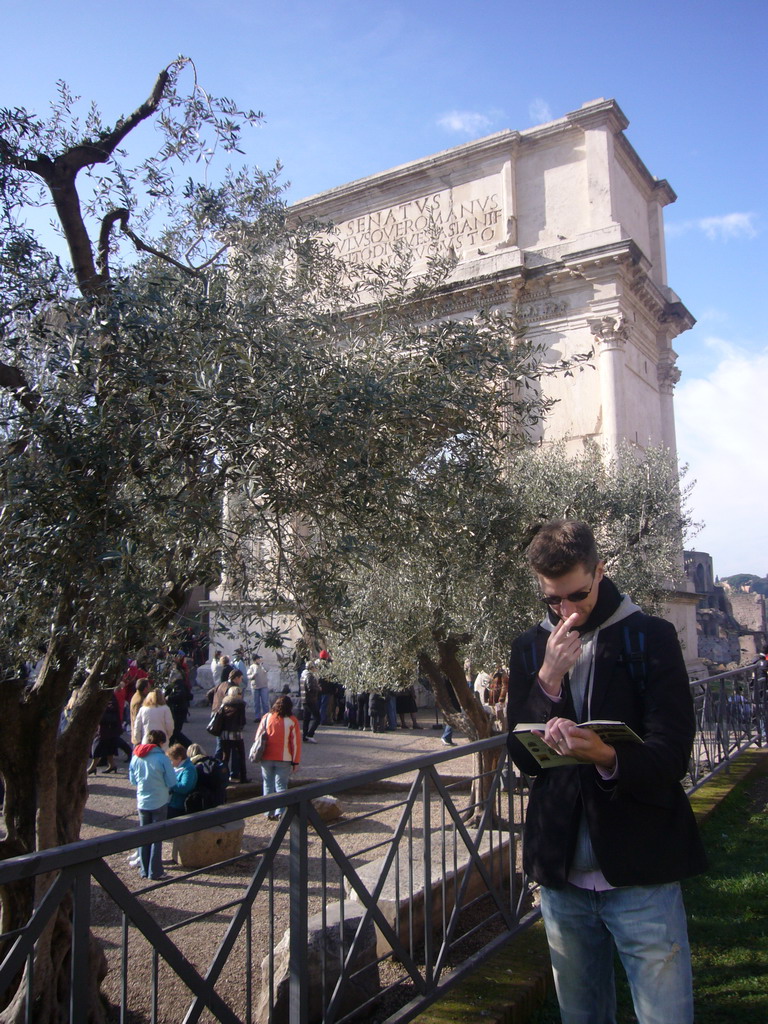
253;695;302;820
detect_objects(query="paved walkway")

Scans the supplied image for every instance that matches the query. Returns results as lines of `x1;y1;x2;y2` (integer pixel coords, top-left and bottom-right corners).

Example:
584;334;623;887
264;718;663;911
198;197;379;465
81;698;468;840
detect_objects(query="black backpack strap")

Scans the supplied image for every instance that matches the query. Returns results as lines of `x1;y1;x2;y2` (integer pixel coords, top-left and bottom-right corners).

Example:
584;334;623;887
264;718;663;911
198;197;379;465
621;620;647;694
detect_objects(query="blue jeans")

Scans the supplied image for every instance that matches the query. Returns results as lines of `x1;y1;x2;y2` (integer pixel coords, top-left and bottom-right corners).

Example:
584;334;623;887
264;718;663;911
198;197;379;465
386;695;397;729
442;723;453;742
252;687;270;719
540;881;693;1024
261;760;291;816
137;804;168;879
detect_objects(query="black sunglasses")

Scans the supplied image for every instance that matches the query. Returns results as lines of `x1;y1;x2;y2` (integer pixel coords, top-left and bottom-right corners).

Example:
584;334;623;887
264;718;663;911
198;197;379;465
540;579;595;606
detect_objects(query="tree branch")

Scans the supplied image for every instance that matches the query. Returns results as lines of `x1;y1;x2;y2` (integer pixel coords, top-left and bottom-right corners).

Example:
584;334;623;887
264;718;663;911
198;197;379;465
0;147;55;182
100;204;227;284
147;580;192;632
97;208;128;279
119;220;204;277
58;67;172;175
3;65;174;294
55;655;113;791
0;361;85;465
1;66;171;180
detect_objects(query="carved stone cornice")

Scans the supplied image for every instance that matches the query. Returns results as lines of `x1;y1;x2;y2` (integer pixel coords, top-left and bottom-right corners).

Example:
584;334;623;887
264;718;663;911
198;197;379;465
627;266;696;337
659;299;696;333
628;266;667;324
560;238;646;278
565;98;629;135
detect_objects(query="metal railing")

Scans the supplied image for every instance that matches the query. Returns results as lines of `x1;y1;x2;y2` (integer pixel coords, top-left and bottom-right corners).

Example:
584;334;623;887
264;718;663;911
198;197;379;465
687;662;767;789
0;664;765;1024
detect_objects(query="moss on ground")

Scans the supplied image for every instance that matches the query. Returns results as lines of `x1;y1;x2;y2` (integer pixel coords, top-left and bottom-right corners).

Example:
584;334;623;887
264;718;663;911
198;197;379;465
412;921;551;1024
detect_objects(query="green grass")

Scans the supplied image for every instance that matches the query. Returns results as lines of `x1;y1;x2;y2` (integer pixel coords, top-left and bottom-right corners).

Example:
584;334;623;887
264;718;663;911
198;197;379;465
684;769;768;1022
529;765;768;1023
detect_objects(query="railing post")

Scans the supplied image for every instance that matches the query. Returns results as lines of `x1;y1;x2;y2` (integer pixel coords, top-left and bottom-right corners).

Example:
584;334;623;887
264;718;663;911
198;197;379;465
289;801;309;1024
717;680;729;760
70;866;91;1023
504;754;518;919
421;771;433;989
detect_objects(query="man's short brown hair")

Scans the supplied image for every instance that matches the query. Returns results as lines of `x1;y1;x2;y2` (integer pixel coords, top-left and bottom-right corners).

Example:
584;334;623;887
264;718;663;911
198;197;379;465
526;519;599;577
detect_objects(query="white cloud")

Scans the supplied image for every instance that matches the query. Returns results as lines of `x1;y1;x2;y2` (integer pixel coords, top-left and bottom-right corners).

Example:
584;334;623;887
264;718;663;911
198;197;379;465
675;340;768;577
528;98;553;124
696;307;730;325
693;335;741;364
437;110;492;136
666;212;758;241
698;212;758;240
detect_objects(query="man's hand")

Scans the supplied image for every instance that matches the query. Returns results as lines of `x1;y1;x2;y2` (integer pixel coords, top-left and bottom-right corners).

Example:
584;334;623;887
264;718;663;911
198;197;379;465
538;613;582;695
541;717;617;770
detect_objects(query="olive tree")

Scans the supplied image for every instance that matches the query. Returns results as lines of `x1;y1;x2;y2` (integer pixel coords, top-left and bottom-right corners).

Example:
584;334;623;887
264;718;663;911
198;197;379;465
321;442;694;762
0;60;577;1021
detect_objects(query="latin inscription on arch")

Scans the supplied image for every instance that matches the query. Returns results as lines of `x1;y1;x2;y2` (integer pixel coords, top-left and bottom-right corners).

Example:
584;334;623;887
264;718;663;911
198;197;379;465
333;183;504;264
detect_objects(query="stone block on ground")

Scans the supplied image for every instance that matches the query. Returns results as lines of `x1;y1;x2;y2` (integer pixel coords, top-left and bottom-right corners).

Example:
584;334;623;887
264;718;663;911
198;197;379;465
256;901;379;1024
172;819;245;869
311;795;343;822
348;830;512;956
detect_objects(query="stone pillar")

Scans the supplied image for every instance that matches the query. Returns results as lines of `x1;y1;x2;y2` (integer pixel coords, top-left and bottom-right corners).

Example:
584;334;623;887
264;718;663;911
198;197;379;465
589;315;630;461
657;351;681;457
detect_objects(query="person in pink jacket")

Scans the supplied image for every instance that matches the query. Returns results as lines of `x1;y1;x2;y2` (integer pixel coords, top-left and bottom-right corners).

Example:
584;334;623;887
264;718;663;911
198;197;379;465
254;696;302;820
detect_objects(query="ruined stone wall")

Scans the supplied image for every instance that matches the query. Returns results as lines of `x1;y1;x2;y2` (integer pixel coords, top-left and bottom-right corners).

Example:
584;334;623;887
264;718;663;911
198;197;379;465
727;590;767;634
697;630;742;669
685;554;768;668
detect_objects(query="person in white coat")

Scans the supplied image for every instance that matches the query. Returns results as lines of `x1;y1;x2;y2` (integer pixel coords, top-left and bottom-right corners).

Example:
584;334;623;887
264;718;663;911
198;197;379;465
248;655;270;722
132;688;174;747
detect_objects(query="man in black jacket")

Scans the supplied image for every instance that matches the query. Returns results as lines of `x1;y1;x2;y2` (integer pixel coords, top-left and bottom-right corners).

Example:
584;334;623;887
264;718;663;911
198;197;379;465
507;520;706;1024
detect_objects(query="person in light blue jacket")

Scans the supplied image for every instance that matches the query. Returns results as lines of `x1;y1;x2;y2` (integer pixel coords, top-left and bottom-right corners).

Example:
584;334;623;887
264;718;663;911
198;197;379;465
128;729;177;880
167;743;198;817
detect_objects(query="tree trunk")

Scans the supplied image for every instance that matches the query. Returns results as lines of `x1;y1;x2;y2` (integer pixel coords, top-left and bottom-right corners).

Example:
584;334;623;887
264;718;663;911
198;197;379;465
417;626;500;825
0;579;189;1021
0;650;114;1022
0;909;107;1024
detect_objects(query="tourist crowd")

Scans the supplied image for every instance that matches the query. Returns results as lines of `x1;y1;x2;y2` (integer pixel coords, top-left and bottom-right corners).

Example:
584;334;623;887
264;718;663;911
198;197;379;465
68;634;514;884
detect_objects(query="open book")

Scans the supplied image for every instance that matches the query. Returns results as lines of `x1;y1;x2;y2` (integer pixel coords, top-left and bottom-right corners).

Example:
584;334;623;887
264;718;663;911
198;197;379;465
512;720;642;768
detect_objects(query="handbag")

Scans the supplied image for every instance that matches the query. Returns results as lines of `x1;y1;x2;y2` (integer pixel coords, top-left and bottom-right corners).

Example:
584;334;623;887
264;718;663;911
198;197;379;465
206;709;224;737
249;716;269;763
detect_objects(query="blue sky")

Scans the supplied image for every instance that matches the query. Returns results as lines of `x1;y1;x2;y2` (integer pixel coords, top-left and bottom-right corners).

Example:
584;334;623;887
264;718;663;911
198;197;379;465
2;0;766;577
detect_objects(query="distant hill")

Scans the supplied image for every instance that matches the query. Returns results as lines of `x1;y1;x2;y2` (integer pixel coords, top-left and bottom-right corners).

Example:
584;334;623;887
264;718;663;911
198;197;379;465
721;574;768;597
